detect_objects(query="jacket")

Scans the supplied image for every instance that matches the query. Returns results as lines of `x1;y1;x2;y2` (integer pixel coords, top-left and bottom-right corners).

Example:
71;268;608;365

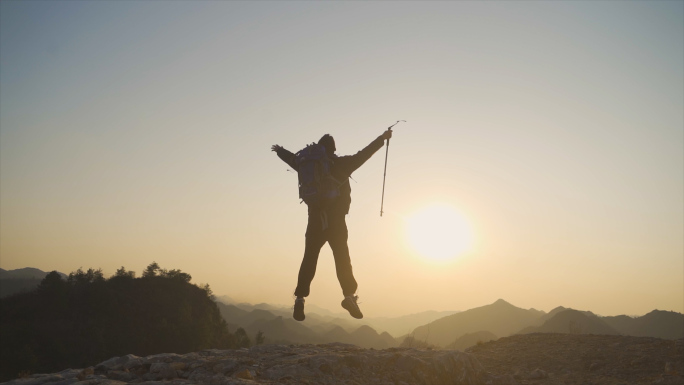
276;135;386;214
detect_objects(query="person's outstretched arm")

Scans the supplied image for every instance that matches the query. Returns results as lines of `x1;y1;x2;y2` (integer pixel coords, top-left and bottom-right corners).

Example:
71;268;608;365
337;129;393;176
271;144;298;170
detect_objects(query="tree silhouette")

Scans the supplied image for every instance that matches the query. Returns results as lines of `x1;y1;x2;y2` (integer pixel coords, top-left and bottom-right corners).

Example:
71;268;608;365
0;263;239;381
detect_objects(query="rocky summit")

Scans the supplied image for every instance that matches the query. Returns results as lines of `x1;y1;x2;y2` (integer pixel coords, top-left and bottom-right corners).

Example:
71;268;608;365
2;343;514;385
3;334;682;385
468;334;684;385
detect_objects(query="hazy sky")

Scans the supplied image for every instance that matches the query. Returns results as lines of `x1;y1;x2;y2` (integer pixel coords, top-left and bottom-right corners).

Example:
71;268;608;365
1;1;682;318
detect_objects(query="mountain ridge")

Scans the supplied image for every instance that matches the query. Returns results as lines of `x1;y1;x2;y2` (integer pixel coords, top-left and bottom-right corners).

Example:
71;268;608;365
517;308;620;335
408;299;544;346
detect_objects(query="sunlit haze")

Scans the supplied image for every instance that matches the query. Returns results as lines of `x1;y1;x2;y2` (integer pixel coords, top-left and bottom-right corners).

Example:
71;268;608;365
1;1;682;318
405;203;473;261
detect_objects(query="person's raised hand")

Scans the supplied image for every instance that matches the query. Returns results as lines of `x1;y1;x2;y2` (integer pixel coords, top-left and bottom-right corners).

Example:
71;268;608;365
381;129;393;141
271;144;283;152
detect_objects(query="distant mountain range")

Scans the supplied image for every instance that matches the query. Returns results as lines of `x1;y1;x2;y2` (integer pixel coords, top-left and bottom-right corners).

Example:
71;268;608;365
0;268;67;298
517;307;684;340
216;302;397;349
603;310;684;340
216;297;458;337
4;267;683;351
518;308;619;335
407;299;683;349
219;298;683;353
408;299;544;346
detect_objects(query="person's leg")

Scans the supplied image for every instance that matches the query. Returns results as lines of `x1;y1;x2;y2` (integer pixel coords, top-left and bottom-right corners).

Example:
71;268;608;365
327;212;358;297
294;212;327;298
327;211;363;319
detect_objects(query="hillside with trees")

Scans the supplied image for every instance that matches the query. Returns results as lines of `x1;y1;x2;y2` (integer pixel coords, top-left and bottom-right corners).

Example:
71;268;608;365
0;263;243;382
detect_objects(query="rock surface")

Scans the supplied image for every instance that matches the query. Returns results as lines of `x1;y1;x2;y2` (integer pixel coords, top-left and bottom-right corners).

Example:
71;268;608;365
467;333;684;385
3;334;681;385
1;343;515;385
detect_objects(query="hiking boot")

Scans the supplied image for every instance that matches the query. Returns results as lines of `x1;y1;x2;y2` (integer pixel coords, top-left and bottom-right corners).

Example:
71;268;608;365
341;295;363;319
293;297;305;321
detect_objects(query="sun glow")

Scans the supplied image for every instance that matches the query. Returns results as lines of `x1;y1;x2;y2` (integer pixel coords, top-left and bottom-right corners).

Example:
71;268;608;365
405;203;474;261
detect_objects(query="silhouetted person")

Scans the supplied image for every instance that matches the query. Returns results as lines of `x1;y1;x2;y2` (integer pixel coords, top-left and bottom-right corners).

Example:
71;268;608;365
272;129;392;321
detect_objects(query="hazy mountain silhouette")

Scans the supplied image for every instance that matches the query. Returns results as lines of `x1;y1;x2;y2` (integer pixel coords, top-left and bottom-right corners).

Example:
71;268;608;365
316;324;396;349
241;308;283;326
603;310;683;339
515;308;683;340
0;268;68;298
322;325;352;343
534;306;578;325
378;331;397;347
0;267;65;279
220;302;360;331
446;331;498;351
408;299;544;346
217;297;684;344
218;304;250;322
215;302;397;348
404;300;683;346
247;316;320;344
215;297;457;336
215;294;238;304
517;309;619;335
363;310;460;337
349;325;395;349
235;302;289;314
217;302;349;331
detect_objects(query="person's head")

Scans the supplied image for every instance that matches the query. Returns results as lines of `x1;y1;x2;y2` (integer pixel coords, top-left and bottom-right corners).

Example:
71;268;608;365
318;134;336;155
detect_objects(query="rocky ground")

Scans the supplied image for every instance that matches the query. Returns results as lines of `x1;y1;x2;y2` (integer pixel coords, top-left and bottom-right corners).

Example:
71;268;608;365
2;334;681;385
1;343;514;385
467;334;683;385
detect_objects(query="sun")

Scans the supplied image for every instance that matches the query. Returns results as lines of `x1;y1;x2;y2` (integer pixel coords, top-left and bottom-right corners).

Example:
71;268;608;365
405;203;473;261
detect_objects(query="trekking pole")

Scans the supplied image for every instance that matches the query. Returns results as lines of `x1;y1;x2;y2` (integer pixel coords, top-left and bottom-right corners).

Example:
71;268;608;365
380;120;405;217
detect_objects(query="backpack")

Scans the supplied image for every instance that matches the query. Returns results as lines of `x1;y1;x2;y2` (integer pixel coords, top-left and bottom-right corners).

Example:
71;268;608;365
295;143;342;208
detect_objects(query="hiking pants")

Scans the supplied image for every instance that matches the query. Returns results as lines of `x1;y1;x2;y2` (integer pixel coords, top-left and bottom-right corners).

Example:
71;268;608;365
294;209;358;298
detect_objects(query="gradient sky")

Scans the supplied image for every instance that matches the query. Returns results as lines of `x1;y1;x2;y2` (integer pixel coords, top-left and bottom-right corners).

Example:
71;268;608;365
1;1;682;318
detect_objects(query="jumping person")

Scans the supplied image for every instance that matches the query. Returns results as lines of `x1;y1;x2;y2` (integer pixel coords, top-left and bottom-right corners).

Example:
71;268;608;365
271;129;393;321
